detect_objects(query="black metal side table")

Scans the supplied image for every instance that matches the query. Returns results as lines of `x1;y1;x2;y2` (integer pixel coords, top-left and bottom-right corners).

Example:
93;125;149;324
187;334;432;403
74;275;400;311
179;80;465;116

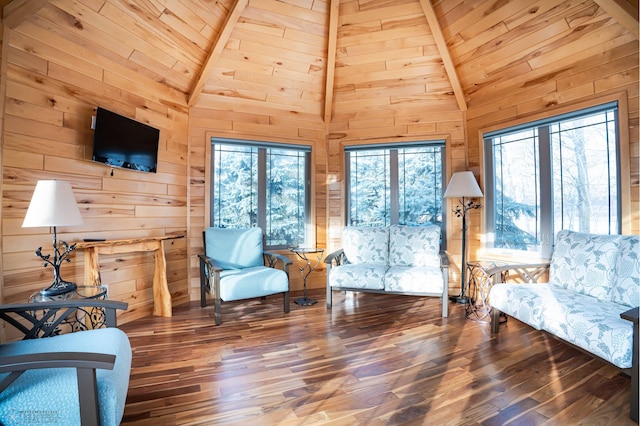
29;285;107;303
289;247;324;306
28;285;109;333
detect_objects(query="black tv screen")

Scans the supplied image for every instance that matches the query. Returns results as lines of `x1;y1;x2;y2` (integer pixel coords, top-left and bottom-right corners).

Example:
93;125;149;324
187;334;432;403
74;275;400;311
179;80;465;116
92;107;160;173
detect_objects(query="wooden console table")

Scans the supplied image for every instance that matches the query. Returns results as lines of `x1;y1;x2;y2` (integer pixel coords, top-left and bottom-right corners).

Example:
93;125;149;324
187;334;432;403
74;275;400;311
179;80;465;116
75;236;182;317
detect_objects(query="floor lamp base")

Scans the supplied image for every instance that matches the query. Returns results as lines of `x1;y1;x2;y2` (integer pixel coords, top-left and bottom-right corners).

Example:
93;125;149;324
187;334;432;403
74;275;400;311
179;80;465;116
40;281;77;297
449;294;470;304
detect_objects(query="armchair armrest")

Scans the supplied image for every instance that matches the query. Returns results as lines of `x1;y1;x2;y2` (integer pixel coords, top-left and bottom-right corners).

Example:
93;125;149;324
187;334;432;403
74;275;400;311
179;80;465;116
439;251;449;268
483;262;550;284
621;307;639;324
0;300;129;340
0;351;116;390
198;254;223;308
264;251;292;274
0;351;117;425
324;249;346;267
198;253;224;272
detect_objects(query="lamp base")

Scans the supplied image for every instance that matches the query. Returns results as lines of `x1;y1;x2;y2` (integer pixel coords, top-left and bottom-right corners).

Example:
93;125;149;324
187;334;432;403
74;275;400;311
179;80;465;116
40;281;77;297
449;294;470;304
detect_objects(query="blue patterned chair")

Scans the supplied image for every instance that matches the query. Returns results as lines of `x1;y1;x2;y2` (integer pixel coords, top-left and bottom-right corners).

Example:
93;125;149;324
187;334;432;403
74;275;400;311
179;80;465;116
0;300;131;425
489;230;639;421
325;225;449;317
199;227;292;325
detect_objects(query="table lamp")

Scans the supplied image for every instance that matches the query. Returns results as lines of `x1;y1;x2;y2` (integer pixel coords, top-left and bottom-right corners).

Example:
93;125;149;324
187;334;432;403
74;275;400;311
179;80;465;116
443;171;483;304
22;180;84;296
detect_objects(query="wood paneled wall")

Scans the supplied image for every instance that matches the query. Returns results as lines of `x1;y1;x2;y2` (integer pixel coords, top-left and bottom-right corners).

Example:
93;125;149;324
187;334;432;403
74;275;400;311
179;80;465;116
0;0;637;319
463;42;640;242
0;25;190;324
444;0;639;286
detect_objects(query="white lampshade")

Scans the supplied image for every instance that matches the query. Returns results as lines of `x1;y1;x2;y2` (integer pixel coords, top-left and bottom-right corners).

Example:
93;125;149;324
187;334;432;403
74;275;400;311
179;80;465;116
22;180;84;228
443;171;483;199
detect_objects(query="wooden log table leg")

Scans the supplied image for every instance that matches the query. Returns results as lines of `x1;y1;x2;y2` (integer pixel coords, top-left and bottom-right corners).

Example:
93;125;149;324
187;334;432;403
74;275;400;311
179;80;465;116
76;237;178;317
153;242;172;317
83;249;102;285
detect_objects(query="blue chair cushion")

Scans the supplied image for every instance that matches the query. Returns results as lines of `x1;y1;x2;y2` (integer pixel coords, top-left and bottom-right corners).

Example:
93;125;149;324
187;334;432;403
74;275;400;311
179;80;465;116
0;327;131;426
205;227;264;269
220;266;289;301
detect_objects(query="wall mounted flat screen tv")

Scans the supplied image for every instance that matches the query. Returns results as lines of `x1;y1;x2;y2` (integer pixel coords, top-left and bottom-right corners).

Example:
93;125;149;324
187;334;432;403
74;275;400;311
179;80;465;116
92;107;160;173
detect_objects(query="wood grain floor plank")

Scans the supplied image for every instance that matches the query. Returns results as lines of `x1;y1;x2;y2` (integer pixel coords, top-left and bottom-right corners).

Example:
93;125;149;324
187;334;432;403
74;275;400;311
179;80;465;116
119;290;635;425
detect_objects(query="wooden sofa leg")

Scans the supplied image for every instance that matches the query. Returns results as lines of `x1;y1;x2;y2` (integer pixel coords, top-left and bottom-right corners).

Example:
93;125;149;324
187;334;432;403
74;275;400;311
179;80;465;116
491;308;501;334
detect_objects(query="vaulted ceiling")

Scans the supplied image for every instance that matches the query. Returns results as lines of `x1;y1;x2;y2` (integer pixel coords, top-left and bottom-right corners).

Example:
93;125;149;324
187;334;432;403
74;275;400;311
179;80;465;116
3;0;638;125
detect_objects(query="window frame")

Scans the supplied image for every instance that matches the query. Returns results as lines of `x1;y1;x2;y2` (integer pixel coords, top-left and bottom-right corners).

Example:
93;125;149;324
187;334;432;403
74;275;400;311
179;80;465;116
481;95;630;260
344;141;447;247
209;137;312;250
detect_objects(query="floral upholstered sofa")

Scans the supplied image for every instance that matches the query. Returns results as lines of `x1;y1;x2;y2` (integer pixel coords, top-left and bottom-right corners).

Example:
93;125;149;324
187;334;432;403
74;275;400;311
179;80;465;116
325;225;449;317
489;230;639;421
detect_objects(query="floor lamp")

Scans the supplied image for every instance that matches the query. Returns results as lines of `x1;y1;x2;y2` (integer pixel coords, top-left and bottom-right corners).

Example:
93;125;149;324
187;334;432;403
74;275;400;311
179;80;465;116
22;180;84;296
443;171;483;304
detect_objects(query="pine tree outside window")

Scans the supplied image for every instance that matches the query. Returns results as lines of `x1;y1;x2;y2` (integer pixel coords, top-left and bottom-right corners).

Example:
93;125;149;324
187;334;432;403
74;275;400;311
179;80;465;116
211;138;311;249
345;142;446;244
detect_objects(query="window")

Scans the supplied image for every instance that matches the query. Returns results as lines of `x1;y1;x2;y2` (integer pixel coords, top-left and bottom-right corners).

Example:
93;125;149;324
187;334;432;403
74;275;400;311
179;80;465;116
345;142;445;231
211;138;311;248
484;102;620;258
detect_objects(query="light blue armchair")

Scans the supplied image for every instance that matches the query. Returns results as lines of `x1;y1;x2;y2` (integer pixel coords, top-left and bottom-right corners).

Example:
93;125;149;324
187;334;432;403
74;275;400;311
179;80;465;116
0;300;131;425
199;227;291;325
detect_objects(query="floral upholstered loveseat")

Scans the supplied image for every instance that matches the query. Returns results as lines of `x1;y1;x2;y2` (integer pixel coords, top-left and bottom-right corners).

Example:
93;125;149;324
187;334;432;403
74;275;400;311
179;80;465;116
489;230;639;421
325;225;449;317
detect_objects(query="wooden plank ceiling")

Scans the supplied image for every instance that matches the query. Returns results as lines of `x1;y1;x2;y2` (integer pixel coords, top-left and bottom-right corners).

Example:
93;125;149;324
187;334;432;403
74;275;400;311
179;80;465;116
3;0;638;122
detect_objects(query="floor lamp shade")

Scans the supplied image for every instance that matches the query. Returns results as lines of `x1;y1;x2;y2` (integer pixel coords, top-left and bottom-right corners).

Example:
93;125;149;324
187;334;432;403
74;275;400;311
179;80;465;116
22;180;83;296
443;171;483;199
23;180;84;228
444;171;483;305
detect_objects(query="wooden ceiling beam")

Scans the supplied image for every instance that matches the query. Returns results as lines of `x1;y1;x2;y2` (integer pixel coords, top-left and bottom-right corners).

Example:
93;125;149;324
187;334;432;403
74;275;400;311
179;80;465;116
419;0;467;112
3;0;48;29
188;0;248;107
323;0;339;124
593;0;639;39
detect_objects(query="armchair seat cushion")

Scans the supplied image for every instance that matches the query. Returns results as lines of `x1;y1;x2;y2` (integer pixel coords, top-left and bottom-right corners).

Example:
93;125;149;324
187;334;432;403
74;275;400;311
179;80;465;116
489;283;550;330
541;285;633;369
385;266;444;293
219;266;289;301
0;327;131;426
328;264;386;290
491;282;634;369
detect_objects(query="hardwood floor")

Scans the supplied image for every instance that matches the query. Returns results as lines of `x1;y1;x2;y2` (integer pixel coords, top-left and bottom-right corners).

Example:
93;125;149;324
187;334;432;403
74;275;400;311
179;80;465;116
119;290;634;425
